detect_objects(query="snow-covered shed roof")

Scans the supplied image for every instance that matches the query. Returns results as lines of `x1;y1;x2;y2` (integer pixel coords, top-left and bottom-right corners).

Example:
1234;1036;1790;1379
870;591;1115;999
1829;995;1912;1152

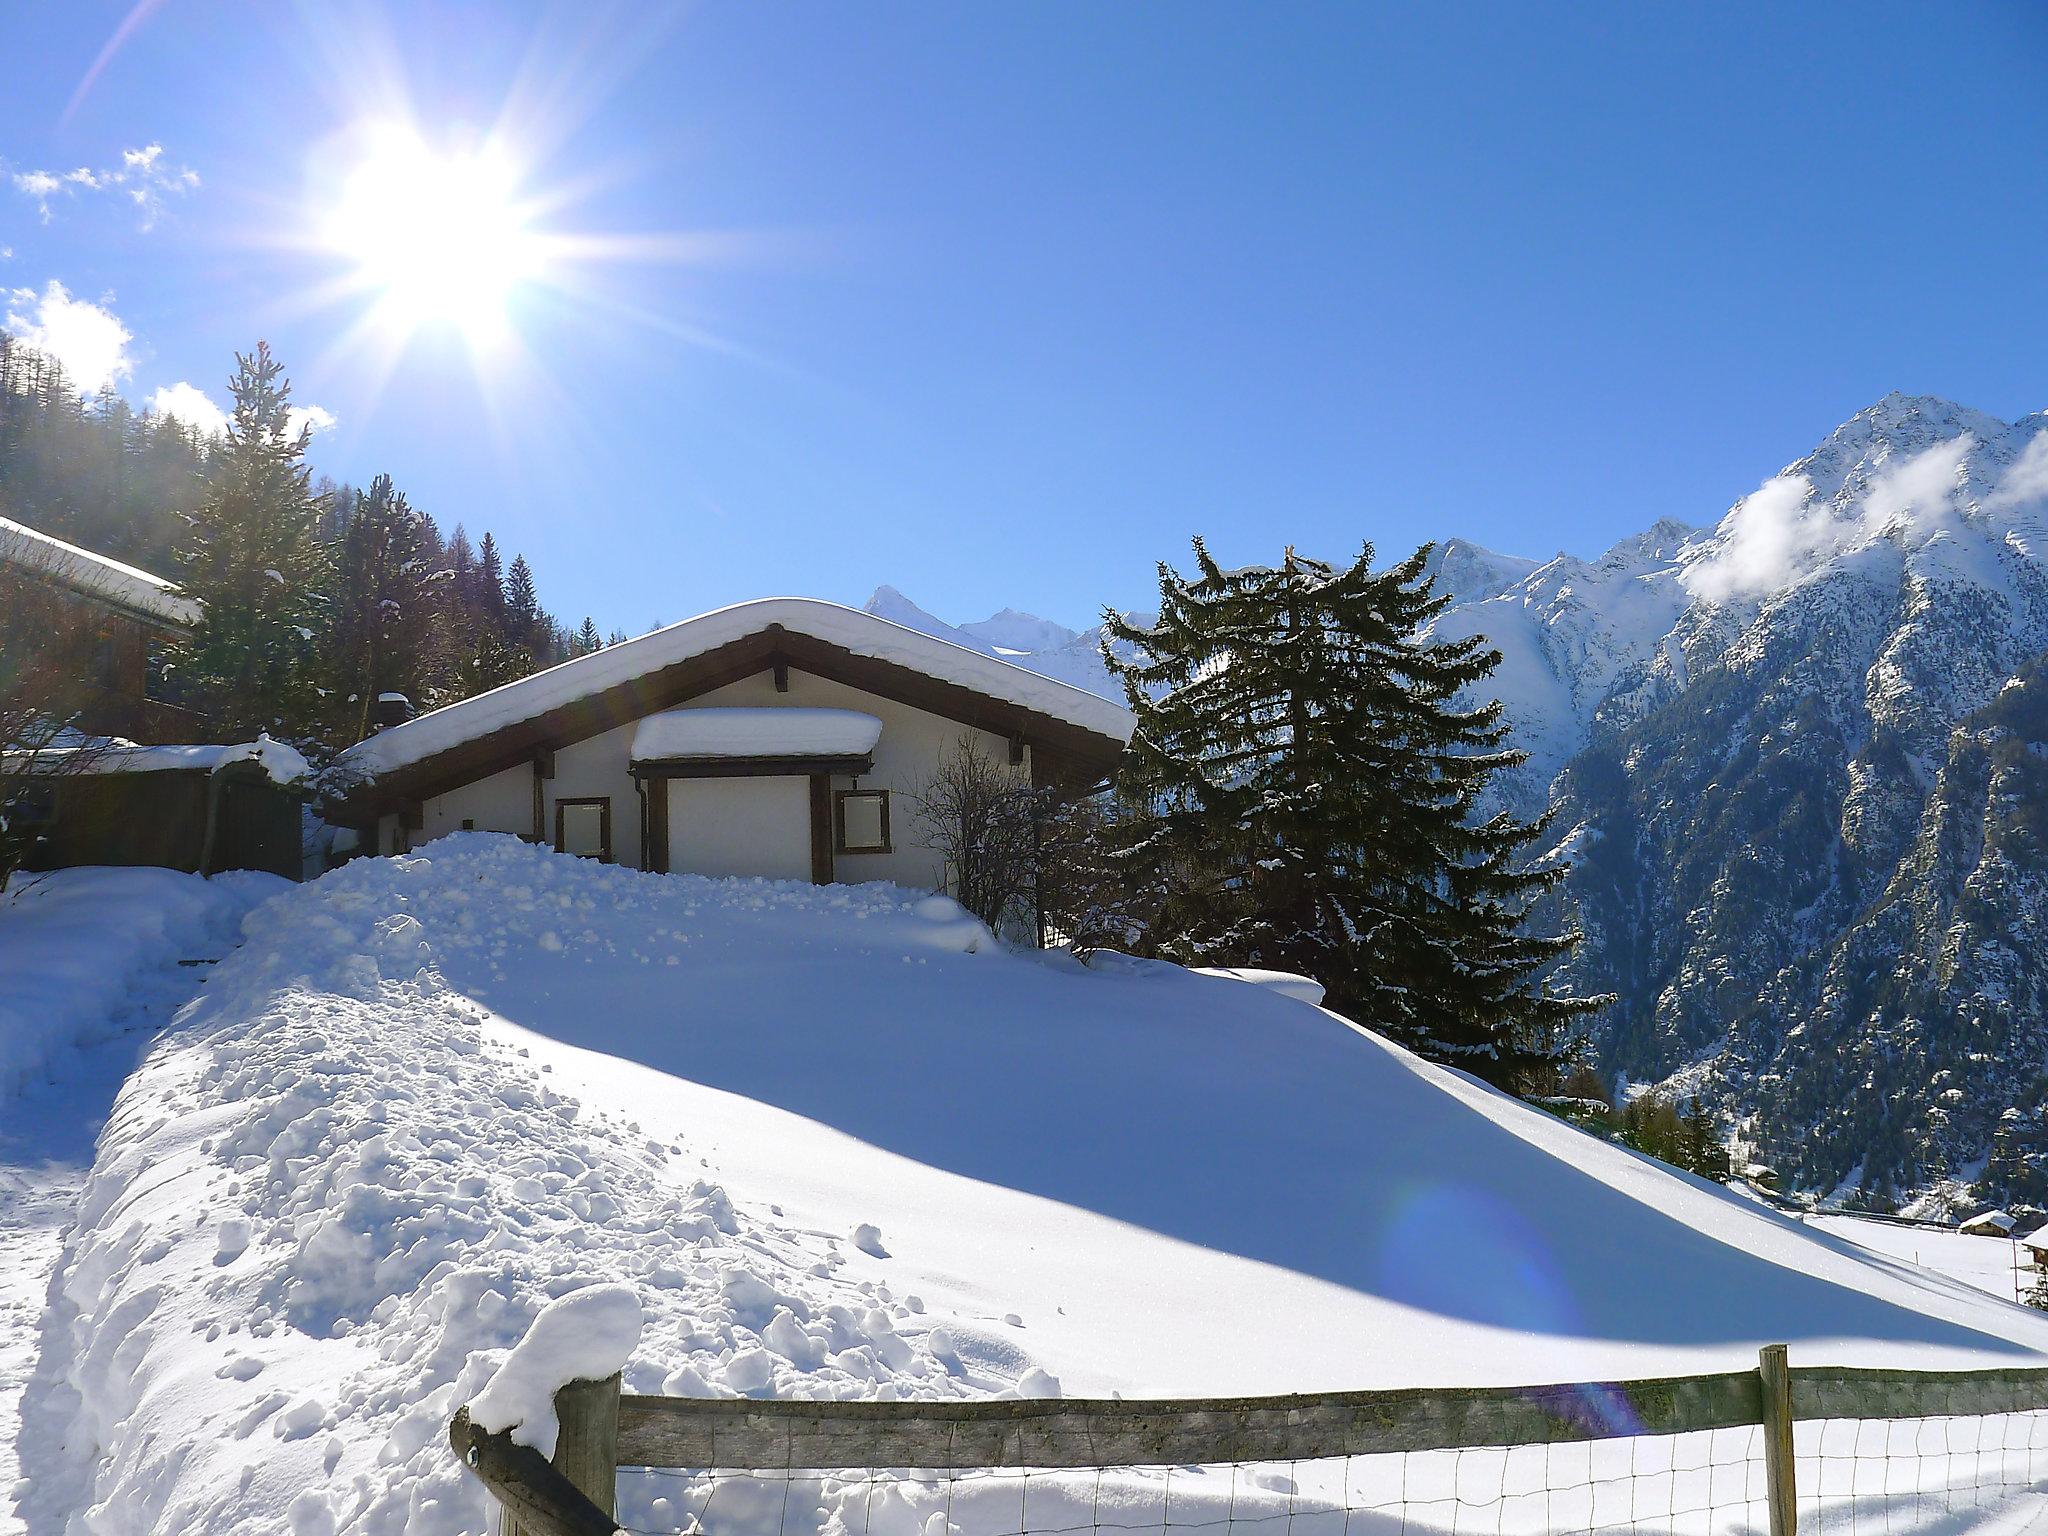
3;735;309;785
323;598;1133;823
630;707;883;764
2019;1225;2048;1254
0;515;202;628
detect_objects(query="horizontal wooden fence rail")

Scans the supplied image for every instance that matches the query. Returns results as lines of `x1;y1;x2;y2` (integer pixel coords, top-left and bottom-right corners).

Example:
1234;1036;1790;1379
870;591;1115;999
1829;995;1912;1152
613;1371;1770;1469
451;1350;2048;1536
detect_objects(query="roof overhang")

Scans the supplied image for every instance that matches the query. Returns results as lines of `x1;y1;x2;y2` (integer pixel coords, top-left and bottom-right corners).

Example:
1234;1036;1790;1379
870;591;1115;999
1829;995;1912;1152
630;753;875;780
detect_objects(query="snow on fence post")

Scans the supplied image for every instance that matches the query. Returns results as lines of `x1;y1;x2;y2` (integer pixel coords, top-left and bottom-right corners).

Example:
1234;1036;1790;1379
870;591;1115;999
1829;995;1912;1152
1759;1343;1797;1536
494;1374;623;1536
458;1284;642;1536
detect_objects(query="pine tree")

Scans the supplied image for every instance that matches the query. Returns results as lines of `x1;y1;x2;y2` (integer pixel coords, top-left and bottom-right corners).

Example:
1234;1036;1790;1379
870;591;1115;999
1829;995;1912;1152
174;342;331;741
576;616;601;654
1104;540;1603;1092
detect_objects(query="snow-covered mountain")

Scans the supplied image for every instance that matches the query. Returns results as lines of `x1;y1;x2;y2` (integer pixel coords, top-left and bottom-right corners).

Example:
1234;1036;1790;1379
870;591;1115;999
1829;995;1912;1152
862;585;1129;698
894;392;2048;1212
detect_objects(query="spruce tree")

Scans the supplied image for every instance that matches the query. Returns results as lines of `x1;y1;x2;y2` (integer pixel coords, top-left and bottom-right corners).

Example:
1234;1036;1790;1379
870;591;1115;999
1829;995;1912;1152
504;554;541;657
476;532;507;628
329;473;441;738
175;342;331;741
1105;540;1602;1092
576;616;601;654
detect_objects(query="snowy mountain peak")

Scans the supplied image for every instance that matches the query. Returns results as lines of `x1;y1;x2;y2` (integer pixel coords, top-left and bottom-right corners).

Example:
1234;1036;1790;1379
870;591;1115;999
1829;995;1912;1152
1785;394;2015;506
1423;539;1541;605
863;586;1121;698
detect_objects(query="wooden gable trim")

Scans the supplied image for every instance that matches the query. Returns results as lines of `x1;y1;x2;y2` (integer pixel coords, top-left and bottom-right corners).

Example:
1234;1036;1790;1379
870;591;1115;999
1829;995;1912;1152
327;623;1124;825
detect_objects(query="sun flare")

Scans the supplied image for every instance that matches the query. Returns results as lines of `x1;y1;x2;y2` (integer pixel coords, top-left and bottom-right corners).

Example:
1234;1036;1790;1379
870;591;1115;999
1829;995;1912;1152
324;127;544;344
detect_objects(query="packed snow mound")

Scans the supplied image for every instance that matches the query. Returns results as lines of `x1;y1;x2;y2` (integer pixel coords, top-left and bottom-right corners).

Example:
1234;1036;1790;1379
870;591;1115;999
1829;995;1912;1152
0;866;287;1100
25;834;2048;1536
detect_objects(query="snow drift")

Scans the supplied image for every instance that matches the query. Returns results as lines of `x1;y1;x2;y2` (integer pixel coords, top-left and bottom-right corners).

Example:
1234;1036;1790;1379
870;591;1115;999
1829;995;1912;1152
18;835;2048;1536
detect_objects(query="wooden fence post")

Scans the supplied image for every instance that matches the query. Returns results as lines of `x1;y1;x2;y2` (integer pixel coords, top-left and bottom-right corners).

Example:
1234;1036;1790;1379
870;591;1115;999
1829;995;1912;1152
1758;1344;1796;1536
499;1373;622;1536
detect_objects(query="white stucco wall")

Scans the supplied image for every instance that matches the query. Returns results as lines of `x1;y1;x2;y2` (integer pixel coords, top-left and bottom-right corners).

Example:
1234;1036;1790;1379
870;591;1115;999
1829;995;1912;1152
418;761;533;846
393;662;1029;889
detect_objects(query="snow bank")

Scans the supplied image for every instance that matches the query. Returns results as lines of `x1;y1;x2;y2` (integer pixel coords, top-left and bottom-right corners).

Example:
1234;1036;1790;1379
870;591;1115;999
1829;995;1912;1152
1191;966;1326;1005
467;1285;642;1456
25;835;2048;1536
0;866;285;1100
331;598;1134;783
631;706;883;762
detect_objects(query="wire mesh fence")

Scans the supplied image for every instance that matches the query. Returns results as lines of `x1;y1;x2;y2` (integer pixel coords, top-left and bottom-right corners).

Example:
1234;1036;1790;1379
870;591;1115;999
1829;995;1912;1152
610;1413;2048;1536
452;1354;2048;1536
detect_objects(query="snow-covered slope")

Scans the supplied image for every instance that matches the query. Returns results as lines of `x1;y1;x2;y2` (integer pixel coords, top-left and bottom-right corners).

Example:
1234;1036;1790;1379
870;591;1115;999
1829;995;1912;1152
21;837;2048;1535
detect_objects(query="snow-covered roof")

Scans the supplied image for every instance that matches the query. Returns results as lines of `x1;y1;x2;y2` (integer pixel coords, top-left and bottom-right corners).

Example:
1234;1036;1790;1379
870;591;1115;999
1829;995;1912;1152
2021;1226;2048;1253
3;736;309;785
631;707;883;763
0;515;202;628
1959;1209;2017;1233
334;598;1135;785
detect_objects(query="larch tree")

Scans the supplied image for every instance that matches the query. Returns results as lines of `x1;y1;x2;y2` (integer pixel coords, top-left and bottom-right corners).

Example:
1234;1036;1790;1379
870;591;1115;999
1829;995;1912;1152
174;342;331;741
1104;539;1602;1092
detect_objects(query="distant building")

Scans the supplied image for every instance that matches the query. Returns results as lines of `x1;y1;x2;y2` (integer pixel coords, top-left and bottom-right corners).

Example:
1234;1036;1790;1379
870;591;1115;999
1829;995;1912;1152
0;515;204;742
2019;1227;2048;1270
1959;1209;2018;1238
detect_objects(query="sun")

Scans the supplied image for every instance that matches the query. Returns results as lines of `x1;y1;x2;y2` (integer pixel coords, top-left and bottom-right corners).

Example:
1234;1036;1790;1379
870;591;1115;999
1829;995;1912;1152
323;126;545;345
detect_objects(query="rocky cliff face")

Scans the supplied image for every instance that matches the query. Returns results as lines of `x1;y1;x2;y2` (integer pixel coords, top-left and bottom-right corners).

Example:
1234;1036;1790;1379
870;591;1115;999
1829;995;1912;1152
1527;395;2048;1209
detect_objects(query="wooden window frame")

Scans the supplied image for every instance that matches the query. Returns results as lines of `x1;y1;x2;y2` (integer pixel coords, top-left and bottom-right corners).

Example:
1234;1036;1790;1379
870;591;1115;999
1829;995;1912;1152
554;796;613;862
834;788;892;855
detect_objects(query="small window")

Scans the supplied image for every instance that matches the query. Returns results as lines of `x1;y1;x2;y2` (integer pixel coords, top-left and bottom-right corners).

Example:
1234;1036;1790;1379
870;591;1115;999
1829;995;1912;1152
555;797;612;861
835;789;891;854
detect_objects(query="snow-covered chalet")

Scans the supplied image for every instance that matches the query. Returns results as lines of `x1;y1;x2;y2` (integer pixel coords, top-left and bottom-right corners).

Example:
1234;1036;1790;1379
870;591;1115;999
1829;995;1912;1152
321;598;1134;889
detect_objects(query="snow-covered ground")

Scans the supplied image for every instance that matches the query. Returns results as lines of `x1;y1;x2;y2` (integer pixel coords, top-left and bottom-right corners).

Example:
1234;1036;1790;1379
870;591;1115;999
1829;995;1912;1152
0;867;285;1527
1813;1215;2033;1306
10;837;2048;1535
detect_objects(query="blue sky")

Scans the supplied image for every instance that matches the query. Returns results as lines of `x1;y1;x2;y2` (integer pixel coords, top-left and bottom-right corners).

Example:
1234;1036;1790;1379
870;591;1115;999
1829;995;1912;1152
3;2;2045;634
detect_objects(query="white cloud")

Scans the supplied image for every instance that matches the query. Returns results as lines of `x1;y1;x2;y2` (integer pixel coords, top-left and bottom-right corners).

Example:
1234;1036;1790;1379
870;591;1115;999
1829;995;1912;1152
145;383;335;441
9;143;198;228
287;403;338;438
1985;431;2048;515
1682;436;1978;604
146;380;229;438
3;280;133;395
1680;473;1824;603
